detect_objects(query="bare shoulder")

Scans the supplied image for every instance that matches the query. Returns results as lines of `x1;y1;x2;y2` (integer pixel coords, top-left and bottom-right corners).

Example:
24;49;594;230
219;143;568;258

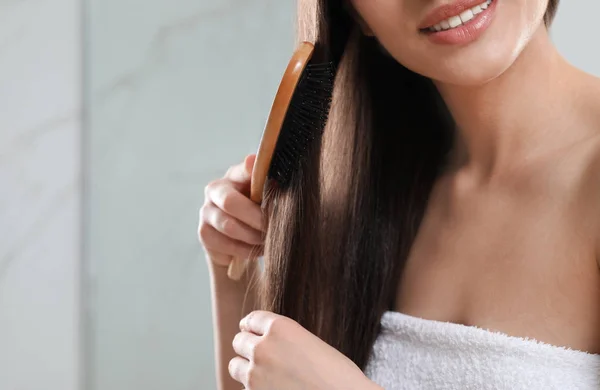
588;136;600;270
579;72;600;267
590;150;600;270
575;68;600;121
572;70;600;268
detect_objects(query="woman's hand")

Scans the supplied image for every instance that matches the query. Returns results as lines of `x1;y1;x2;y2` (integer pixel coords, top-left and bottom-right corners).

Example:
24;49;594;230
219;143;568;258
198;154;264;271
229;310;383;390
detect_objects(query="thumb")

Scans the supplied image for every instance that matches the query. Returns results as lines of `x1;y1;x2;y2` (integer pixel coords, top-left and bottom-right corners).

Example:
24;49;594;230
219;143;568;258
244;154;257;175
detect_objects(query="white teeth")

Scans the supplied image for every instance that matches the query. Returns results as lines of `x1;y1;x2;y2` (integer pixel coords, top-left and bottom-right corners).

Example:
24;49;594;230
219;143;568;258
459;9;474;23
428;0;492;32
448;15;462;28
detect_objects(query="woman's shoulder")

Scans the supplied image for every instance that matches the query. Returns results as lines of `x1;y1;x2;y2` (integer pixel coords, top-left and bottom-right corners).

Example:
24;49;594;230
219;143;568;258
569;71;600;267
574;69;600;122
588;148;600;269
586;143;600;269
579;75;600;267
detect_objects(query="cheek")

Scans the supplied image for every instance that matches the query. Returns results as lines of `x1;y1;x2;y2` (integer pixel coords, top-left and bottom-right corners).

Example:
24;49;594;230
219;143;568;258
374;0;550;85
351;0;412;34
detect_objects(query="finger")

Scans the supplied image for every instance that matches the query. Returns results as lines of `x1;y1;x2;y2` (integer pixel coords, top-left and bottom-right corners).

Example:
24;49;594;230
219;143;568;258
209;185;264;232
244;154;256;175
240;310;283;336
203;203;263;245
232;331;262;361
228;356;250;385
200;224;261;259
225;154;256;185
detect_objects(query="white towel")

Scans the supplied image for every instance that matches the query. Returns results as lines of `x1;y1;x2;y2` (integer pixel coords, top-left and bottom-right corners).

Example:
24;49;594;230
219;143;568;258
364;311;600;390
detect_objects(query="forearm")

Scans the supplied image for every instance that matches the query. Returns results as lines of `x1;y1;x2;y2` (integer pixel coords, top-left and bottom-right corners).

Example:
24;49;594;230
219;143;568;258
209;263;257;390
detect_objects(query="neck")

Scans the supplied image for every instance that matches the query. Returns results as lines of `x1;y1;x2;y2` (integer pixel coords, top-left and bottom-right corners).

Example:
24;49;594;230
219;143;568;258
434;24;578;180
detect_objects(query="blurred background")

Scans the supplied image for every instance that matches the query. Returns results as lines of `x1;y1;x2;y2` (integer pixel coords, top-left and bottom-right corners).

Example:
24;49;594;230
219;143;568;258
0;1;598;390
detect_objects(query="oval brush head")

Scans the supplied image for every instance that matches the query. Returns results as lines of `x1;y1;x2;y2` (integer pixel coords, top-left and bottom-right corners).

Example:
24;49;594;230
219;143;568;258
227;41;335;281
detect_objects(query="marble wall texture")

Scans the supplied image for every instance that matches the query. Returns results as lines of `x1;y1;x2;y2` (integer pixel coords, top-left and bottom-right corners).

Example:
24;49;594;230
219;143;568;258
0;0;81;389
86;1;296;389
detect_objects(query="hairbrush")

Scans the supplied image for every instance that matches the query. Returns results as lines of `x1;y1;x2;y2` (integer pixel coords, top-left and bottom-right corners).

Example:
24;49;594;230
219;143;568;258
227;41;336;281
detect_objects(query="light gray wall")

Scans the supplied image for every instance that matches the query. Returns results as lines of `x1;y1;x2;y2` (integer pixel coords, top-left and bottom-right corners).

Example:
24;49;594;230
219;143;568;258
552;4;600;76
86;1;295;389
84;2;598;390
0;0;82;389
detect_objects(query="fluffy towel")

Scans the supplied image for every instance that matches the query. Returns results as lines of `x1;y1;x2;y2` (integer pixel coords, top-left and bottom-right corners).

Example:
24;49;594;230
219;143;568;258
364;311;600;390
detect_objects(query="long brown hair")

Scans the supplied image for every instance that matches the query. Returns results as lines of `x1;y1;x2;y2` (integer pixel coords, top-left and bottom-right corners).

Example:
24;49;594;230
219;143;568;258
254;0;560;370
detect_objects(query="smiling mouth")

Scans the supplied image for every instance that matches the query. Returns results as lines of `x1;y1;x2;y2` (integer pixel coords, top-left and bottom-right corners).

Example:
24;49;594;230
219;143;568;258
420;0;494;33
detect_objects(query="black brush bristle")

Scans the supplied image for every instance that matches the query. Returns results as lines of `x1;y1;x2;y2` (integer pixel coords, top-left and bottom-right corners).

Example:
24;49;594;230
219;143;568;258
268;60;336;187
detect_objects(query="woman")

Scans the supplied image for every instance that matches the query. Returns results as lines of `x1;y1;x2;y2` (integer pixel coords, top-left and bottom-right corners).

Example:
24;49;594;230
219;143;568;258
199;0;600;389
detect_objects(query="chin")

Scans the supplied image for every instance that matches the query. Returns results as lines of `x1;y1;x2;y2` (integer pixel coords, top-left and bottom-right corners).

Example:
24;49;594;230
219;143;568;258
426;44;522;86
399;31;529;87
388;43;521;87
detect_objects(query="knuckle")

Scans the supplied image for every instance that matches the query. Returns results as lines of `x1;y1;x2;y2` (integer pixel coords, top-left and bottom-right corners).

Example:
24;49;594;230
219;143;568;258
267;316;296;338
228;358;239;379
220;217;237;236
243;311;256;327
197;221;211;243
204;180;216;197
198;204;208;223
220;191;236;213
267;317;284;335
232;332;245;352
204;179;223;200
231;332;240;349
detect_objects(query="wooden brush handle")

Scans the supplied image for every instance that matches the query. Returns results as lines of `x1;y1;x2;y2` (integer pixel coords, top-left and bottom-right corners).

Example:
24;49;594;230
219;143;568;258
226;42;314;282
227;256;247;281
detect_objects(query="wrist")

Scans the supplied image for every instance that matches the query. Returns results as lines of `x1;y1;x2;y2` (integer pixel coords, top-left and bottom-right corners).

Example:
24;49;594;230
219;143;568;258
208;261;258;305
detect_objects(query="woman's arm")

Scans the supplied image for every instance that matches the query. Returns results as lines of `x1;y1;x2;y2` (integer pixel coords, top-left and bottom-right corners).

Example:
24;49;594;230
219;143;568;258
209;264;256;390
198;155;264;390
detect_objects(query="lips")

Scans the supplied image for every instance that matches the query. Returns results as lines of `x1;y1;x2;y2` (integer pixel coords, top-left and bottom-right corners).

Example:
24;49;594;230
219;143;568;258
420;0;497;45
419;0;494;30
